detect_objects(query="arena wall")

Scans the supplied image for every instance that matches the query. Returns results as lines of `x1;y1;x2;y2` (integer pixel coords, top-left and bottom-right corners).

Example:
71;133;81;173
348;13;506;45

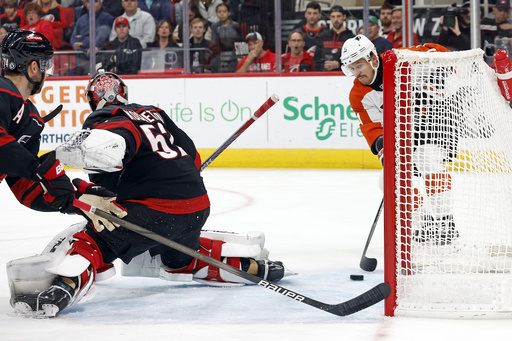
35;73;381;169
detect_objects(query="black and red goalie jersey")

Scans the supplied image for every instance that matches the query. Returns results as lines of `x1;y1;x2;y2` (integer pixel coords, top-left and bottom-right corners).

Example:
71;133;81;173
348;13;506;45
83;103;210;215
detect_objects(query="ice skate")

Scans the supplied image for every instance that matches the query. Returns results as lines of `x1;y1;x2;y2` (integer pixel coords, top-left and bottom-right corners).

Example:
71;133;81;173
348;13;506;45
12;276;78;318
413;214;459;245
255;259;286;282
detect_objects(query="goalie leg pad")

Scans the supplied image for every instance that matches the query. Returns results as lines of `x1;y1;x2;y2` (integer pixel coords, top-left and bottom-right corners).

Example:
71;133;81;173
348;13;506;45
7;222;86;298
121;230;269;280
9;225;114;317
161;232;289;285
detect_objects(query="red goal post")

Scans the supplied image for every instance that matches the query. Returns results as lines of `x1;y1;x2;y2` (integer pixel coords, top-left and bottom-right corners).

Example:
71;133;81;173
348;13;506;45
383;47;512;318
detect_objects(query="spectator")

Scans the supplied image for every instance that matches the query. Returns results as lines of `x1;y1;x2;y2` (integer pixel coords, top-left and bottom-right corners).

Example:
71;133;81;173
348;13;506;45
481;0;512;50
102;16;142;74
368;15;393;55
190;18;211;73
0;0;25;30
71;0;113;55
297;1;325;53
108;0;155;49
173;4;211;45
437;2;471;51
386;8;419;48
102;0;124;18
236;31;275;73
21;2;56;48
147;19;178;49
227;0;243;23
37;0;67;49
282;30;314;72
379;1;394;36
209;2;240;73
197;0;224;25
315;5;354;72
69;0;113;75
73;0;89;21
0;25;10;42
138;0;174;25
60;0;82;8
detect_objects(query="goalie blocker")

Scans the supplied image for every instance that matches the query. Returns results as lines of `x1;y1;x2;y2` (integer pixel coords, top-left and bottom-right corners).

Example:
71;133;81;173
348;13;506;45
7;226;291;317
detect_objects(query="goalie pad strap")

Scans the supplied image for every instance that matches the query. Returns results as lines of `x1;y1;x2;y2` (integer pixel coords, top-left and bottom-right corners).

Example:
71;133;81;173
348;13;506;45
205;239;223;280
68;231;105;274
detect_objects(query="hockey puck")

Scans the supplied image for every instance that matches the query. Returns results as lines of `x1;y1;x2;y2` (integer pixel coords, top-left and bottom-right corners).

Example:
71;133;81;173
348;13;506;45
350;274;364;281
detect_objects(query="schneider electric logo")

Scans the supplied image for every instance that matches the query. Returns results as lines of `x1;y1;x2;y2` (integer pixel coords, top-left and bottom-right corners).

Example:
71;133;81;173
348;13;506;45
283;96;362;141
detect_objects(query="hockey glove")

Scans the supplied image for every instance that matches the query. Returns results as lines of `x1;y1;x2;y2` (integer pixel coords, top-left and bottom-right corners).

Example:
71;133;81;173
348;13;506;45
374;135;384;166
33;151;77;214
73;178;127;232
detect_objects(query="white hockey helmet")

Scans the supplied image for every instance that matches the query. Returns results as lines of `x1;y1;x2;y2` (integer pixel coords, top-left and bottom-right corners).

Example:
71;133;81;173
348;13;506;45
340;34;378;76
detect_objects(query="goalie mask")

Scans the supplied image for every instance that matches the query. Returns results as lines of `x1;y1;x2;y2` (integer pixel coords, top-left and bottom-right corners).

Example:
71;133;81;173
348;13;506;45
340;34;379;79
86;70;128;111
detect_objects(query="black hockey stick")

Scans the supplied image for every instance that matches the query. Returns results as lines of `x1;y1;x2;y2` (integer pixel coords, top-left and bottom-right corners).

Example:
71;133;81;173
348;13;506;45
360;198;384;272
74;199;391;317
200;95;279;172
42;104;63;123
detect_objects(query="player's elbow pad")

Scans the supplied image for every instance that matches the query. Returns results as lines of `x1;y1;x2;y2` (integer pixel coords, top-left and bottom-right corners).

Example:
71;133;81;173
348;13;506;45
56;129;126;172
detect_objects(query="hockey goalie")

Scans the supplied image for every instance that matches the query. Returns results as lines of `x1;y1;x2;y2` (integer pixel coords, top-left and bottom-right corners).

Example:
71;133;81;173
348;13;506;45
7;71;291;318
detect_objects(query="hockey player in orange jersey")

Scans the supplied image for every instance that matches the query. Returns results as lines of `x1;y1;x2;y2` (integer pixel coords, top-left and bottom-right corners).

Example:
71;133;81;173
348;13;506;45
340;35;458;245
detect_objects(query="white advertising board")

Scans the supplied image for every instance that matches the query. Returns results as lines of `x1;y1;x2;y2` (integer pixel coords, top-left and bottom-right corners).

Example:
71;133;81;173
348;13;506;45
32;74;368;151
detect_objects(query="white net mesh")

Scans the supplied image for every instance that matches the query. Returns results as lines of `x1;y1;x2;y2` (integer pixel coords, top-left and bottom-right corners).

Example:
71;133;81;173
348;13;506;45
391;48;512;318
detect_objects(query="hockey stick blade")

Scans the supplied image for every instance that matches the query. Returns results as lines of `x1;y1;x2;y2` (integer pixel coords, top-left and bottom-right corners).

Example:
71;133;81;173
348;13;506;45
360;257;378;272
359;198;383;272
74;199;391;317
42;104;63;123
322;282;391;316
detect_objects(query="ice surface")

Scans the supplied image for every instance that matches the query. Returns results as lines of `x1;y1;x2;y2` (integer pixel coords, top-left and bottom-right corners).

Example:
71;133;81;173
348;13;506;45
1;169;511;340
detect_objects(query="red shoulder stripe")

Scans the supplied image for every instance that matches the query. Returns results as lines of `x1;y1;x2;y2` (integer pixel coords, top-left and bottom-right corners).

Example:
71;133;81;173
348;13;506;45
94;120;142;153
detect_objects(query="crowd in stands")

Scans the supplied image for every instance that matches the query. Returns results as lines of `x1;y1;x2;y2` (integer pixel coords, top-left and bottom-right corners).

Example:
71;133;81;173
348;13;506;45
0;0;510;75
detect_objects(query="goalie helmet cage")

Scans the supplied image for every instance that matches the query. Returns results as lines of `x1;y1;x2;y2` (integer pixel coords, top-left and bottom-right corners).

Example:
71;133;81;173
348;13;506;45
383;48;512;318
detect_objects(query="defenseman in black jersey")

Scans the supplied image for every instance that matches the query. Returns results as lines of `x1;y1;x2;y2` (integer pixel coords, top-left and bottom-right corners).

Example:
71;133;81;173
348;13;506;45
0;29;76;213
10;70;288;318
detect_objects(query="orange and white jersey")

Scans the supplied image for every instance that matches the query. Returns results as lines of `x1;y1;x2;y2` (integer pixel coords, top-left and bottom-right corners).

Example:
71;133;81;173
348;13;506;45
349;44;450;154
349;78;384;153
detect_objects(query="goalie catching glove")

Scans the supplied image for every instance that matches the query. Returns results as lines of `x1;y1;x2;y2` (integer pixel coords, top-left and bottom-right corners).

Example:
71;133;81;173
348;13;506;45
73;178;127;232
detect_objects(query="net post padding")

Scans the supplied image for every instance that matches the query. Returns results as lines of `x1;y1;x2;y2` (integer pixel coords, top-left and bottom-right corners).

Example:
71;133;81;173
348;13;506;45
384;47;512;319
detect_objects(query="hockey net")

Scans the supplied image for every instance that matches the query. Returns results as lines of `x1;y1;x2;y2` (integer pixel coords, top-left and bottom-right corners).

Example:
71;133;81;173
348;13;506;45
383;48;512;318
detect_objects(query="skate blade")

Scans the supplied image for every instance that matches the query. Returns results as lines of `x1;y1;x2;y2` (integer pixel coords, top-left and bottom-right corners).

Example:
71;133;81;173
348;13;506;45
283;264;298;278
10;302;59;319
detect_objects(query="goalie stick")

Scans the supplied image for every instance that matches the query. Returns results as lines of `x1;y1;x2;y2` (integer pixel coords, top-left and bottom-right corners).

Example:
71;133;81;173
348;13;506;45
200;94;279;172
359;198;383;272
74;199;391;317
